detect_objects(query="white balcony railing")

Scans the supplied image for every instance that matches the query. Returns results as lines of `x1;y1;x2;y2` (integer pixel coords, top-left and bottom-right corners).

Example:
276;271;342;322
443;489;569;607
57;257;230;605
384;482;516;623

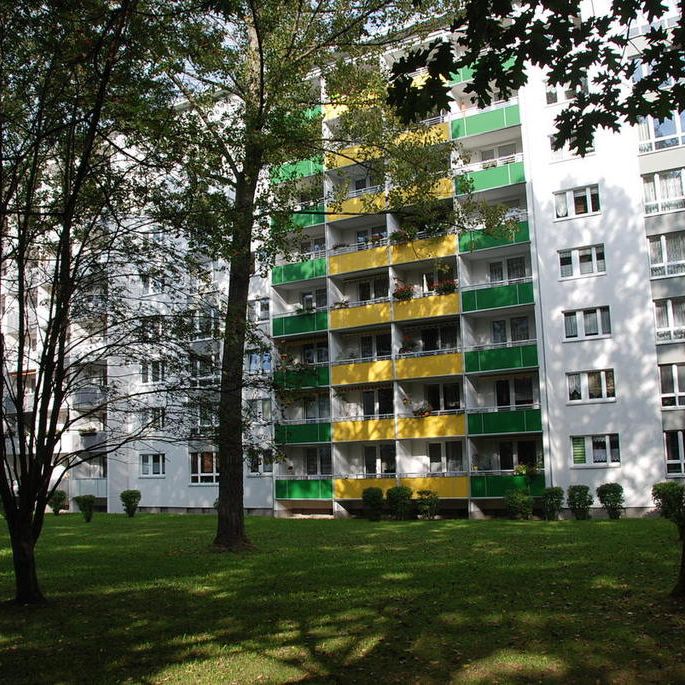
461;275;531;292
457;151;524;174
464;338;536;352
645;196;685;215
467;402;540;413
68;477;107;498
657;327;685;343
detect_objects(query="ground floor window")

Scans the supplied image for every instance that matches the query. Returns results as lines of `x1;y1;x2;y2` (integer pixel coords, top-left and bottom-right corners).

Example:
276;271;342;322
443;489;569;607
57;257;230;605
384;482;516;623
570;434;620;466
364;444;396;475
190;451;219;483
140;453;165;477
665;431;685;475
305;446;332;475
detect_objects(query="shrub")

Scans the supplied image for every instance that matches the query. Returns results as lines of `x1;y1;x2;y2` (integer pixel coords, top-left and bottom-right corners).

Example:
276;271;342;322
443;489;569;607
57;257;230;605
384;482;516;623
652;481;685;523
73;495;96;522
120;490;142;518
567;485;593;520
542;487;564;520
361;487;383;521
596;483;624;519
416;489;439;520
386;485;413;520
504;489;533;520
48;490;68;515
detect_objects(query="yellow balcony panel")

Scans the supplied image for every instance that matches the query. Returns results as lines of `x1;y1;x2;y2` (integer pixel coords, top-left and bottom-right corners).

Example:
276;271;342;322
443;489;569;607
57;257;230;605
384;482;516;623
390;233;457;265
397;122;449;146
325;145;381;170
328;192;385;222
434;177;454;199
399;476;468;498
331;359;394;386
330;301;391;330
329;245;388;275
393;293;460;322
324;103;348;120
395;352;463;381
396;413;465;439
334;477;397;499
333;418;396;442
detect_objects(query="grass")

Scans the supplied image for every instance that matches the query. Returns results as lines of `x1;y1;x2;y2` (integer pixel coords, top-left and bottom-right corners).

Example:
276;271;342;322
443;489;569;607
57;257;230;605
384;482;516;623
0;515;683;685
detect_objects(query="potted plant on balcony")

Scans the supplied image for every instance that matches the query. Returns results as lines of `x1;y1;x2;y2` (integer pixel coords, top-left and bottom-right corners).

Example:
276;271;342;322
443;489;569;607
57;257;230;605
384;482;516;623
398;336;417;354
331;298;349;309
331;242;349;251
389;230;410;244
393;284;414;301
434;279;457;295
412;400;432;418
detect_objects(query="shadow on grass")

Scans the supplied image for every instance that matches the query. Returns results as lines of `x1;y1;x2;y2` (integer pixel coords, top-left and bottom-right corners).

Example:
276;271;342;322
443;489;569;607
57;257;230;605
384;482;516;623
0;516;683;684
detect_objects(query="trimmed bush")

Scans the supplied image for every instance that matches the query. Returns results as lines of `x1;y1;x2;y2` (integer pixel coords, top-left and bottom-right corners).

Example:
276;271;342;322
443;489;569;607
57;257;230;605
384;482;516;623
567;485;593;520
73;495;96;522
361;487;383;521
120;490;142;518
48;490;68;515
386;485;413;520
504;489;533;520
542;487;564;521
652;481;685;524
597;482;624;519
416;489;439;520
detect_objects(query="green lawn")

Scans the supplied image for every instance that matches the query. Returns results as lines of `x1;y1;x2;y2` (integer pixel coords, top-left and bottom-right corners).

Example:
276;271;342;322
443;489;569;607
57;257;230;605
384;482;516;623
0;516;683;684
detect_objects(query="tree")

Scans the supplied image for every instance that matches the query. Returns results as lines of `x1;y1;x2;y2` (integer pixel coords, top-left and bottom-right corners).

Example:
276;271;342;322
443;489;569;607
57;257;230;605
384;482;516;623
0;1;198;604
158;0;498;551
652;481;685;597
387;0;685;154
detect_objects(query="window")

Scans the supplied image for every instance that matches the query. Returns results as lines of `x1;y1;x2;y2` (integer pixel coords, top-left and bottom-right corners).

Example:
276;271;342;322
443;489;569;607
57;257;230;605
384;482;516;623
664;431;685;475
558;245;605;278
140;273;164;295
247;398;272;422
402;324;459;353
549;134;595;161
247;350;272;374
361;387;394;417
563;307;611;340
545;78;588;105
74;454;107;479
356;275;388;303
191;353;217;385
299;235;326;256
249;448;274;474
424;383;462;412
305;446;332;475
643;168;685;214
192;404;218;434
248;298;270;321
303;393;330;420
554;185;600;219
302;341;328;364
364;444;396;475
654;298;685;342
497;440;537;470
488;256;526;283
301;288;327;310
141;360;165;384
193;308;219;339
637;111;685;153
567;369;615;402
428;441;465;473
571;434;620;466
495;376;536;408
190;451;219;483
140;453;165;477
648;232;685;277
142;407;166;429
490;316;531;344
659;364;685;407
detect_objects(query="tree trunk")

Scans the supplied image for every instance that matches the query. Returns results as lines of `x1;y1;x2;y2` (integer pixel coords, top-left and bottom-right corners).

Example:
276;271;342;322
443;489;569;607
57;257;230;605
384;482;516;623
8;517;45;604
672;526;685;598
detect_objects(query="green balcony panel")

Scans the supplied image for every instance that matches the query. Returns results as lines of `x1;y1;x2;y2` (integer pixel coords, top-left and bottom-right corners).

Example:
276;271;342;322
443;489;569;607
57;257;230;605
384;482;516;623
448;65;475;85
305;105;323;119
272;310;328;337
467;408;542;435
271;157;324;184
292;202;325;229
272;258;327;285
274;365;330;389
458;221;529;252
451;105;520;139
275;422;331;444
275;478;333;499
461;281;534;312
465;344;538;373
459;161;525;193
470;473;545;498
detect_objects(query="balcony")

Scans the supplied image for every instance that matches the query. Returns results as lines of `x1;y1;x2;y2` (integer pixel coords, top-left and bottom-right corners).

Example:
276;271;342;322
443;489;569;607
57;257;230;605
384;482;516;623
396;412;465;439
72;386;106;410
390;233;457;265
395;350;463;380
393;292;460;322
327;188;385;223
272;257;326;285
464;341;538;373
461;278;534;312
333;474;397;499
274;420;331;444
274;364;329;389
331;358;393;385
325;144;381;170
3;393;35;414
272;310;328;337
451;103;520;139
657;327;685;344
329;299;391;330
290;201;326;229
275;476;333;500
396;121;450;145
470;473;545;497
329;242;389;275
456;155;525;193
332;416;395;441
271;156;324;183
458;220;529;253
67;477;107;499
399;474;469;498
467;405;542;435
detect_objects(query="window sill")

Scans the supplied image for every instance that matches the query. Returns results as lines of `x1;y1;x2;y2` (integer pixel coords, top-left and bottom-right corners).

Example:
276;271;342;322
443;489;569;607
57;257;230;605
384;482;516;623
139;475;166;479
660;405;685;411
562;334;612;343
549;152;596;164
570;463;621;469
553;210;601;223
247;473;273;478
188;482;219;487
558;272;606;283
567;398;616;406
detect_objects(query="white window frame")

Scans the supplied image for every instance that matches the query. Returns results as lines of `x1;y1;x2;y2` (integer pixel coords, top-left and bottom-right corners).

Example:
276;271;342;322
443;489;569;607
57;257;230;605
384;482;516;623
549;134;595;161
637;111;685;154
360;386;394;418
643;168;685;215
659;364;685;408
191;352;217;386
141;360;165;384
566;369;616;403
190;451;219;484
570;434;621;467
563;306;611;341
648;232;685;278
664;431;685;476
554;184;601;220
424;382;462;412
654;297;685;343
193;308;219;340
558;244;606;279
248;298;270;322
305;445;332;476
140;453;166;478
363;443;396;475
249;448;274;475
427;441;465;473
141;407;166;429
246;350;272;375
544;78;588;106
247;398;272;422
